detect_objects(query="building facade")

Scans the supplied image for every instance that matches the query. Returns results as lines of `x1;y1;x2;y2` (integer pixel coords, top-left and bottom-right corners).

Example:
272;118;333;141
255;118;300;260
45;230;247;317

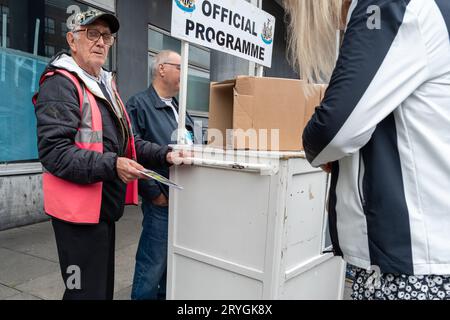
0;0;297;231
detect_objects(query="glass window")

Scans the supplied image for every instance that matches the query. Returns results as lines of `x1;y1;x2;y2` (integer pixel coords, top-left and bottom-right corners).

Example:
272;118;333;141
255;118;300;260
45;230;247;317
0;4;9;14
148;25;211;113
61;21;68;37
148;28;180;54
0;4;10;23
189;45;210;70
45;17;55;34
0;49;48;162
1;1;112;66
45;44;55;57
148;27;210;70
187;67;210;113
0;0;114;164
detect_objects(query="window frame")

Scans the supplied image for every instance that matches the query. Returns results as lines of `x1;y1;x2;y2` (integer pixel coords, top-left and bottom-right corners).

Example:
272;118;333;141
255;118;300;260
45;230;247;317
60;21;68;37
0;163;43;177
44;17;55;34
44;44;55;57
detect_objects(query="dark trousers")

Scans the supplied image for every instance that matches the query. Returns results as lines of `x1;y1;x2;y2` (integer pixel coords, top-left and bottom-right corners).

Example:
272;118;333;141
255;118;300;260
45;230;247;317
51;218;116;300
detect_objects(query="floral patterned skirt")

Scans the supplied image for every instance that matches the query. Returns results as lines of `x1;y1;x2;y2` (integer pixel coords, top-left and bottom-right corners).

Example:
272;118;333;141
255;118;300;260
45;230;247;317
350;267;450;300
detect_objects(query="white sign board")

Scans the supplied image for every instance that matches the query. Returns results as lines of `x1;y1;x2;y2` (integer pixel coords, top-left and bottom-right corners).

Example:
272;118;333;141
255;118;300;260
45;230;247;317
171;0;275;68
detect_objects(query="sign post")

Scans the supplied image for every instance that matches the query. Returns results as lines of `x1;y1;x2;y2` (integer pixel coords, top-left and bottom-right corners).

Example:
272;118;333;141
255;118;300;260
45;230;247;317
171;0;275;144
177;41;190;144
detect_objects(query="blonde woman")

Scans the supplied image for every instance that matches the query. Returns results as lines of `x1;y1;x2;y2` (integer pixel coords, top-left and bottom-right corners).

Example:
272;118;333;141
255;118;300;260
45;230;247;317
285;0;450;300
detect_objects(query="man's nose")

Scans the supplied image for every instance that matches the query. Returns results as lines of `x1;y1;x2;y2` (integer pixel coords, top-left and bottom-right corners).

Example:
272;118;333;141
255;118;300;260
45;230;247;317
96;35;106;47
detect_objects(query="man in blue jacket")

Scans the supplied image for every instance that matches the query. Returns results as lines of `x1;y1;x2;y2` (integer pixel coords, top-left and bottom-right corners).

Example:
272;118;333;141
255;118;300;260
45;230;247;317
126;50;197;300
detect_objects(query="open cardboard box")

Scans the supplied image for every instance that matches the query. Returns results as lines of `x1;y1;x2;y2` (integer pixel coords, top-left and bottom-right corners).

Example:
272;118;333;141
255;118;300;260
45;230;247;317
208;76;326;151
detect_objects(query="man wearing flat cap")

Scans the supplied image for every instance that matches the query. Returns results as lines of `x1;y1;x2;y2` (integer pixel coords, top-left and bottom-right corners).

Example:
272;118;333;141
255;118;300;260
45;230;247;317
33;10;185;300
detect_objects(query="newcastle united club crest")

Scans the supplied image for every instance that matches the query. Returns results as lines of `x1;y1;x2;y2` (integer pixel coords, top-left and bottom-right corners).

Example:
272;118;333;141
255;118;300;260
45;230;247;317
175;0;196;13
261;19;274;45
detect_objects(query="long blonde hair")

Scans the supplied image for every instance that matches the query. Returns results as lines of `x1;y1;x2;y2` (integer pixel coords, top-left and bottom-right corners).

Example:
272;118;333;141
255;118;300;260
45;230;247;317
283;0;343;84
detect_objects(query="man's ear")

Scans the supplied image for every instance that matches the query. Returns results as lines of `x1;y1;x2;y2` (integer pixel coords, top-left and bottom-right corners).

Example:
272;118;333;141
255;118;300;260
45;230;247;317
66;32;77;52
159;64;165;78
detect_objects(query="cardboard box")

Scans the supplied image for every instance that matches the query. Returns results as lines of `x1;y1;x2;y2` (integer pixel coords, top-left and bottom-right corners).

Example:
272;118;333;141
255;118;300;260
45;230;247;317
208;76;325;151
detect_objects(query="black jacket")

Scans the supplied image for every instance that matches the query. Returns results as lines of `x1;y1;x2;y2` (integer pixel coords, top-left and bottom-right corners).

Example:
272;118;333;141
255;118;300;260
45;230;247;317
126;85;196;202
34;66;170;223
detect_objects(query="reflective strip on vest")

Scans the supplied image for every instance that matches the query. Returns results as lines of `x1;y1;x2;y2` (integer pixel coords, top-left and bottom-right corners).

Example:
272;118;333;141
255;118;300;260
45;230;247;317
74;86;104;153
75;129;103;144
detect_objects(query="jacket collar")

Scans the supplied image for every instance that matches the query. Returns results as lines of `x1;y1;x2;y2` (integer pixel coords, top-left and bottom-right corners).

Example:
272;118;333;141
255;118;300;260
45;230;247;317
49;52;112;101
148;85;178;110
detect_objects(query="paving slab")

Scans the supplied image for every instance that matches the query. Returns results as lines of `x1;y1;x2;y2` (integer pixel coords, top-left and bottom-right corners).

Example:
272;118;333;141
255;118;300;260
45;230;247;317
114;243;138;294
0;222;58;263
5;292;42;300
114;286;132;300
116;218;142;251
15;271;64;301
121;205;142;222
0;248;59;288
0;205;145;300
0;284;21;300
20;220;53;234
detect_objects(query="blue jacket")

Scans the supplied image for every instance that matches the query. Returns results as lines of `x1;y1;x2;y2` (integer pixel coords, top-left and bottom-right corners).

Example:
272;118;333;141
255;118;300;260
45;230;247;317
126;85;196;202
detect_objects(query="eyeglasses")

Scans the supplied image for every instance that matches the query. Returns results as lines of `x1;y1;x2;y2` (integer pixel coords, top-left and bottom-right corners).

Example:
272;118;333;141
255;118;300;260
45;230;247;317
162;62;181;70
73;28;115;46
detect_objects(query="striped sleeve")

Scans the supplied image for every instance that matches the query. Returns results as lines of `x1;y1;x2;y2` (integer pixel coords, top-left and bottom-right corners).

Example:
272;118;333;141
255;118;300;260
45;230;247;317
302;0;428;167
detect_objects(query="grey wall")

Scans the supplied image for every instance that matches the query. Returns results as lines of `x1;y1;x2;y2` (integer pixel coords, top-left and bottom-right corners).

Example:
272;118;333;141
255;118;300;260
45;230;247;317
116;0;174;103
148;0;172;31
0;175;47;231
116;0;150;103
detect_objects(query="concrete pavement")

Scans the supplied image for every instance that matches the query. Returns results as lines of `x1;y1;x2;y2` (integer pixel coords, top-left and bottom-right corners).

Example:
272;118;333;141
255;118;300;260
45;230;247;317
0;205;353;300
0;206;142;300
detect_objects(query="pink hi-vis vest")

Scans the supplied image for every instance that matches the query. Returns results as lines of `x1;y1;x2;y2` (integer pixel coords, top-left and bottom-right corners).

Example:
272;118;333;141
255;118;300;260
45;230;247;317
33;69;138;224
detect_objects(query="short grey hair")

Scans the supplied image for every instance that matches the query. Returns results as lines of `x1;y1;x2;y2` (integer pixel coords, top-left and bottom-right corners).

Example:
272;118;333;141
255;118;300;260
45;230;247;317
151;50;180;80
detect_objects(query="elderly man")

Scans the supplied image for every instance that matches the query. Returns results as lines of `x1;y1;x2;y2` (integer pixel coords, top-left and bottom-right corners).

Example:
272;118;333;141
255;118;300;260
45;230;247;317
33;10;182;300
126;50;197;300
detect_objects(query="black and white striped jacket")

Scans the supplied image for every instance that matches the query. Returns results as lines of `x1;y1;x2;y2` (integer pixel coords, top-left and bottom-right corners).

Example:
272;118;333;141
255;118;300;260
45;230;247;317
303;0;450;275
